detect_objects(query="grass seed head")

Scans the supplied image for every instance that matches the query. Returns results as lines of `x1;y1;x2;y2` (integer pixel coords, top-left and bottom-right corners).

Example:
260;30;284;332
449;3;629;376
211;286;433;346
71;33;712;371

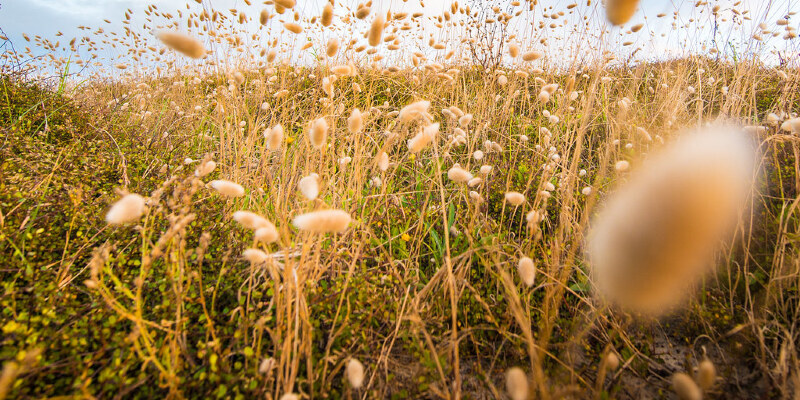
407;123;439;153
106;193;146;225
209;180;245;197
588;126;756;314
309;117;329;148
284;22;303;34
298;173;320;200
505;191;526;206
266;123;284;150
518;257;536;286
604;352;620;371
254;225;280;244
156;31;206;59
671;373;702;400
326;38;339;57
697;358;716;390
331;65;352;76
347;108;363;133
399;100;431;123
505;367;529;400
606;0;640;25
232;210;270;230
368;15;385;46
195;160;217;177
447;164;473;183
346;358;365;388
321;3;334;26
243;248;268;264
293;209;352;233
275;0;295;9
377;151;390;171
259;357;275;374
522;50;543;61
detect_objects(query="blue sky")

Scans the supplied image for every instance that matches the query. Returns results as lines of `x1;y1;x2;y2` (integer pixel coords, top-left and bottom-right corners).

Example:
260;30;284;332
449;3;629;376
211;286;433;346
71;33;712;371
1;0;798;69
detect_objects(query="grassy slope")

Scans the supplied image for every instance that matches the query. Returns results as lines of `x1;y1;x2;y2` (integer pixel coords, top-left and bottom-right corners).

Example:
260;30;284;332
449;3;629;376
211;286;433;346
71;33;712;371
0;61;798;399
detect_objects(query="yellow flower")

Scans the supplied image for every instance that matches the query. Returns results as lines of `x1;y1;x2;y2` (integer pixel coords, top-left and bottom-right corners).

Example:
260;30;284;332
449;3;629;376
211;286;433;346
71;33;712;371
401;233;411;241
286;136;295;144
409;154;416;162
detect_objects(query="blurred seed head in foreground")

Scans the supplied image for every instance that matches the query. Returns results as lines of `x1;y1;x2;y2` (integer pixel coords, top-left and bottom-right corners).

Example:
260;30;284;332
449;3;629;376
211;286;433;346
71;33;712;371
588;125;758;315
605;0;641;26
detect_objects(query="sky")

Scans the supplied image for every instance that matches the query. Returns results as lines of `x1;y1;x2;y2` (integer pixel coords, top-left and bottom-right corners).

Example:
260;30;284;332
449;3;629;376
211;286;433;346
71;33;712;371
1;0;799;73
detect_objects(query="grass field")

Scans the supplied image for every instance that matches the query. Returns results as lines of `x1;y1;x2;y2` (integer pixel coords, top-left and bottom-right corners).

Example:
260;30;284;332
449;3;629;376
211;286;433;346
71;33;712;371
1;1;800;399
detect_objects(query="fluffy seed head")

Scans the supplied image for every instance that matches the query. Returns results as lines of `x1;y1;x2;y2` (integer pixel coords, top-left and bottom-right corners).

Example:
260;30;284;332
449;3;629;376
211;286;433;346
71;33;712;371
368;15;385;46
275;0;295;8
322;76;334;98
377;151;390;171
259;357;275;374
321;3;334;26
469;191;483;202
209;180;245;197
537;90;551;103
588;126;757;314
508;43;520;58
284;22;303;34
355;6;371;19
326;38;339;57
606;0;640;25
522;50;543;61
331;65;352;76
505;191;526;206
398;100;431;123
447;164;473;183
766;113;780;125
195;160;217;177
407;123;439;153
233;211;270;230
518;257;536;286
309;117;329;148
243;248;268;264
542;83;559;94
346;358;365;388
671;373;702;400
298;173;320;200
266;123;284;150
697;359;716;390
505;367;529;400
347;108;363;133
780;117;800;133
156;31;206;59
106;194;146;225
604;352;620;371
293;209;352;233
255;225;279;244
